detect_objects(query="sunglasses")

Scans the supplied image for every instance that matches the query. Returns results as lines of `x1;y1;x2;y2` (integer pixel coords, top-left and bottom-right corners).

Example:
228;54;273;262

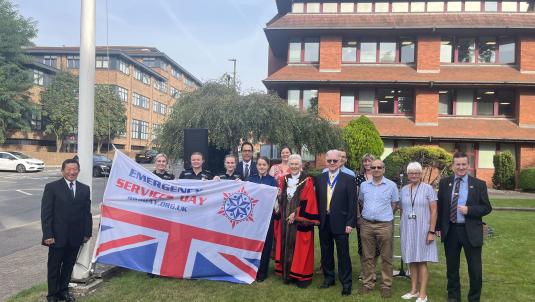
327;159;339;164
370;166;384;170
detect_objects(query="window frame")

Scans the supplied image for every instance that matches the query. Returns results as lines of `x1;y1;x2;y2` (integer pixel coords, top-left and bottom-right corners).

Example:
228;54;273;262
341;37;415;64
287;37;320;64
439;88;516;117
441;36;516;65
338;87;414;115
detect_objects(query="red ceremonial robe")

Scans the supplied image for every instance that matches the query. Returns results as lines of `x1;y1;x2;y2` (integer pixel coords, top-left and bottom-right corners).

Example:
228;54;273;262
275;174;319;284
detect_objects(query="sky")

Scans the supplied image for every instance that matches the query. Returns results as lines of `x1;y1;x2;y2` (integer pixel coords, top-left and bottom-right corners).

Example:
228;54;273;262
12;0;278;91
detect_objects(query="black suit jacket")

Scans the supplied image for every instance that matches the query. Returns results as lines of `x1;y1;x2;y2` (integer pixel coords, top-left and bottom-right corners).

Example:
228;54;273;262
437;175;492;247
236;161;258;180
41;178;92;247
315;171;356;234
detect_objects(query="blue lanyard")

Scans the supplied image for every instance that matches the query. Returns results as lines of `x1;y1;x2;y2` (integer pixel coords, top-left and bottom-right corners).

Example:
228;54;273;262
327;173;340;190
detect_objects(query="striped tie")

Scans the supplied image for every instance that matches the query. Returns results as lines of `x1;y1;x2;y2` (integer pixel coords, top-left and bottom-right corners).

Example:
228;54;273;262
450;178;462;223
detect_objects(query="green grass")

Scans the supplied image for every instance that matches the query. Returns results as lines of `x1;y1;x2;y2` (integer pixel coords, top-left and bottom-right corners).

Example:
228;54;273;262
490;198;535;208
8;211;535;302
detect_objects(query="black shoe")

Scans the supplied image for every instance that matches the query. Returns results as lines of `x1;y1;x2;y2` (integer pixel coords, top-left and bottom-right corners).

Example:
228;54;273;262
341;287;352;296
57;292;76;302
296;280;311;289
256;276;266;282
319;280;335;289
47;297;58;302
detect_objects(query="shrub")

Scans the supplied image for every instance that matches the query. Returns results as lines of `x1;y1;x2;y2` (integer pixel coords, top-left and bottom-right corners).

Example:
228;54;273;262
492;151;516;190
342;116;384;171
519;168;535;191
383;146;453;186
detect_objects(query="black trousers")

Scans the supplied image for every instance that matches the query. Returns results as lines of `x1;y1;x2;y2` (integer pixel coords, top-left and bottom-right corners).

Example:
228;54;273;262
257;215;274;280
444;224;483;302
319;215;352;288
47;243;81;298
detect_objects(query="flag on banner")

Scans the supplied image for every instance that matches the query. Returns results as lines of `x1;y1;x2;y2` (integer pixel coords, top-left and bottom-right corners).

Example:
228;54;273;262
94;151;277;284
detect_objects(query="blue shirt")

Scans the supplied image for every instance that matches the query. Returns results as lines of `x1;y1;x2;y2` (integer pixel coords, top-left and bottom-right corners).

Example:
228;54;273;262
359;177;399;222
451;174;468;223
248;174;277;187
322;165;355;178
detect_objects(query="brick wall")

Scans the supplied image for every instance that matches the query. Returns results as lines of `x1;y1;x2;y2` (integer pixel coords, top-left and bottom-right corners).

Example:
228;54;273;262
318;87;340;122
320;36;342;72
476;168;494;188
518;89;535;127
414;89;439;125
416;35;440;73
519;36;535;73
519;143;535;169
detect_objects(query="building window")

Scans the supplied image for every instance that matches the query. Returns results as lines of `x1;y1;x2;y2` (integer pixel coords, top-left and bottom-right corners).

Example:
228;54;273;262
289;39;302;62
476;89;495;116
400;38;415;63
457;38;476;63
142;74;150;85
342;40;357;62
439;90;453;115
340;88;413;115
358;89;375;113
360;41;377;63
154;80;167;93
304;38;320;62
131;119;149;140
447;1;462;11
302;89;317;110
478;37;496;63
519;1;530;11
289;38;319;63
171;68;182;79
340;90;355;113
478;142;496;169
113;86;128;103
30;105;42;130
132;93;149;109
357;1;373;12
497;90;515;116
484;1;498;11
411;1;426;12
375;1;390;12
134;68;142;81
499;37;516;64
287;89;317;110
427;1;445;12
306;2;320;13
287;89;300;108
392;2;410;12
502;1;518;11
42;56;57;67
143;57;157;67
442;36;515;64
292;2;304;13
118;60;129;75
378;89;395;114
456;89;474;115
153;101;167;115
440;39;454;63
322;2;338;13
340;2;354;12
67;56;80;69
33;69;44;86
96;56;109;68
170;86;180;98
379;41;396;63
152;123;160;140
465;1;482;11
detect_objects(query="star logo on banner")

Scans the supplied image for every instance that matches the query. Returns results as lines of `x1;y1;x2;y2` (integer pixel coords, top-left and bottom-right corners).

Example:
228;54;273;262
218;187;258;228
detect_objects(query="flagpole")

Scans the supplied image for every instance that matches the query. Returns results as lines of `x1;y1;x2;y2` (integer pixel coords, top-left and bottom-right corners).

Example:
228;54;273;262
72;0;96;281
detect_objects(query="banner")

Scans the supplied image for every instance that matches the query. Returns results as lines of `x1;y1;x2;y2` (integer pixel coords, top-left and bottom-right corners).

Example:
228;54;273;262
94;151;277;284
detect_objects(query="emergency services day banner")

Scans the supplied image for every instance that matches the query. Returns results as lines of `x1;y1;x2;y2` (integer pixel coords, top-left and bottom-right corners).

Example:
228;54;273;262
94;151;277;284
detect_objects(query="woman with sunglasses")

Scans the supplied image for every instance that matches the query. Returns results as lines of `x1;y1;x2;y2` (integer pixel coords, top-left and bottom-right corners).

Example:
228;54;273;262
399;162;438;302
249;156;278;282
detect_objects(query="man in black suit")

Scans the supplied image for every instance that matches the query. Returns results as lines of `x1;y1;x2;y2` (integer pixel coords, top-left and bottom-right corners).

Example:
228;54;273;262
41;159;92;302
437;152;492;302
315;150;356;296
236;142;257;181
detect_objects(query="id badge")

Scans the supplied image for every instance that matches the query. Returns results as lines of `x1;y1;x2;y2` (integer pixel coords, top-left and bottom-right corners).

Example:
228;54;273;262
408;212;416;220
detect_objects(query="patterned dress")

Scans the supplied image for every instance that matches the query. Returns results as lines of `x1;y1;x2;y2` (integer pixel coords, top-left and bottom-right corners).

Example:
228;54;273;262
399;182;439;263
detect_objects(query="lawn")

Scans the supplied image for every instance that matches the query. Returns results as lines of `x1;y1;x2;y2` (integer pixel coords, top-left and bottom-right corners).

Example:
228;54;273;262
8;210;535;302
490;198;535;208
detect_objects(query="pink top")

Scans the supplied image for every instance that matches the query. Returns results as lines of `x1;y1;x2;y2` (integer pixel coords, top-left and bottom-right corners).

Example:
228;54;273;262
270;163;291;182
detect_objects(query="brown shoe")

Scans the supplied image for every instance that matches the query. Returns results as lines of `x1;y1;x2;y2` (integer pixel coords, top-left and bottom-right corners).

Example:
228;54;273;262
380;288;392;298
358;286;371;295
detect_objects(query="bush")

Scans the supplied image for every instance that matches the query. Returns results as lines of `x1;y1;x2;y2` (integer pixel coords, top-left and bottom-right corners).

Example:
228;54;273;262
492;151;516;190
519;168;535;191
383;146;453;186
342;116;384;171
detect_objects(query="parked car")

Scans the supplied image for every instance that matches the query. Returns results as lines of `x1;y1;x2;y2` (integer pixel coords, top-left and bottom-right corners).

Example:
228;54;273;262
135;150;158;163
0;151;45;173
93;154;113;177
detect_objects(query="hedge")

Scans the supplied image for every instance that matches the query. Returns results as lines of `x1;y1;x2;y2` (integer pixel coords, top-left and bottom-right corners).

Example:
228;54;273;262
519;168;535;191
492;151;515;190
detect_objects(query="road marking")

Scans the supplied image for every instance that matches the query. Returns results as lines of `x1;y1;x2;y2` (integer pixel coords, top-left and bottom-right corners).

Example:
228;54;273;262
15;190;32;196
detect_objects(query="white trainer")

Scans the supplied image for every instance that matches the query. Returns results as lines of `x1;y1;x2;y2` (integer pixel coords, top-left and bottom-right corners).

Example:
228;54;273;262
401;292;419;299
416;296;428;302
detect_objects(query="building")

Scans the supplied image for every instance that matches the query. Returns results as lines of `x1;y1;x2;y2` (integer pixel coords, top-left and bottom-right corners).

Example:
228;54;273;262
6;46;201;153
264;0;535;185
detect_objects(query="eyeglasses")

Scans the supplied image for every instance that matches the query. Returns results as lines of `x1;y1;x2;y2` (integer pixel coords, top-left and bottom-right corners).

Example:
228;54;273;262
370;166;384;170
242;150;253;153
327;159;339;164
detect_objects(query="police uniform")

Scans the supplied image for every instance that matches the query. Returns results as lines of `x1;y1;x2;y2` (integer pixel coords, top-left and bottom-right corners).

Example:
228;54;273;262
218;171;241;180
153;170;175;180
179;168;213;180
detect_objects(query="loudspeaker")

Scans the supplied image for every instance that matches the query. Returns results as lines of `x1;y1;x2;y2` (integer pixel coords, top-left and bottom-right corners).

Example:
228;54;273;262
183;128;208;170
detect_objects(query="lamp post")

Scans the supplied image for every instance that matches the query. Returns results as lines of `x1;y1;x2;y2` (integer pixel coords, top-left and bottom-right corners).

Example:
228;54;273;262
228;58;236;89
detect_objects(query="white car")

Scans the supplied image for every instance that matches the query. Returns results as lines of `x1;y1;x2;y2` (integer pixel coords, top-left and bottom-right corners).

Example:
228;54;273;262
0;151;45;173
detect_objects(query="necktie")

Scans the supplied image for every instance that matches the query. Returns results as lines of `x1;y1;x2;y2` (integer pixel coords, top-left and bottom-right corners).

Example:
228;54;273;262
450;178;462;223
244;163;249;179
327;174;334;212
69;181;75;200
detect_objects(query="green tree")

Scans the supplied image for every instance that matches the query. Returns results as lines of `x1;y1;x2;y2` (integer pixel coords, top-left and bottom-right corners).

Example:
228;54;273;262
342;115;384;170
94;85;126;153
0;0;37;143
492;151;516;190
158;81;342;160
41;72;78;152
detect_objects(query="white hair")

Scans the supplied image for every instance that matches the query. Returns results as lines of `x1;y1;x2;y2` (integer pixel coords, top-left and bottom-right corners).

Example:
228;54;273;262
406;162;423;174
288;154;302;165
326;149;340;159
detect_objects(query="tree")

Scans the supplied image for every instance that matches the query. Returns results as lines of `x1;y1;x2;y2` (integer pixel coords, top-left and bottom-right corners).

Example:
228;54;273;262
342;115;384;170
0;0;37;143
94;85;126;153
492;151;515;190
41;72;78;152
157;81;342;160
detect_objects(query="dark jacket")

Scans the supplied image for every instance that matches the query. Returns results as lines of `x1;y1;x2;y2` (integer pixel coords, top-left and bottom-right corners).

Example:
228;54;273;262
41;178;92;247
179;168;213;180
153;170;175;180
248;174;278;187
236;161;258;181
315;171;356;234
218;171;241;180
437;175;492;247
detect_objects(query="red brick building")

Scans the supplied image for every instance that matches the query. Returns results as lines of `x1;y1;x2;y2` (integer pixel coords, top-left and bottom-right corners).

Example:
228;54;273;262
6;46;200;153
264;0;535;185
